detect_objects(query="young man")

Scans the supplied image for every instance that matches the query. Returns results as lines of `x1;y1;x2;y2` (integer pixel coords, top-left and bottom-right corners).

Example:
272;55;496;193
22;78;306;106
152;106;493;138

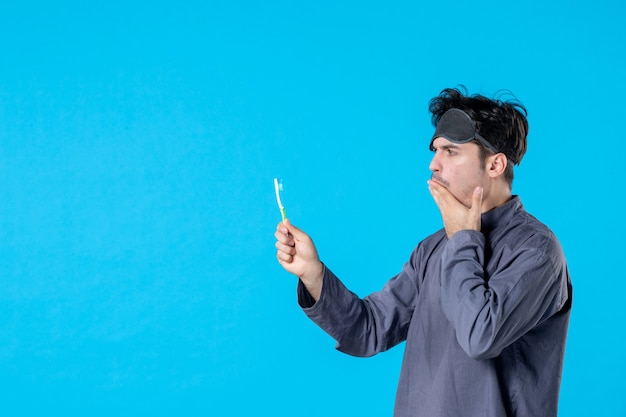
274;87;572;417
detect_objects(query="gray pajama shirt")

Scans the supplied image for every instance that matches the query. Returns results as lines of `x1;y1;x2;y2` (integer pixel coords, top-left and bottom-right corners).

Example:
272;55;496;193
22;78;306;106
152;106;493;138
298;196;572;417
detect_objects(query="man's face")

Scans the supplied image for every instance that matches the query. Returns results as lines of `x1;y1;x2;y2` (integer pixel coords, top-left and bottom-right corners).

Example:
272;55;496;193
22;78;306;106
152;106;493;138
429;137;487;208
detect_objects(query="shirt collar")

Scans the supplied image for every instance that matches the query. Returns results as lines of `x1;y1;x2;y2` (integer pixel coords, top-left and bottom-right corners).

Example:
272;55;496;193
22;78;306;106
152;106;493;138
481;195;522;233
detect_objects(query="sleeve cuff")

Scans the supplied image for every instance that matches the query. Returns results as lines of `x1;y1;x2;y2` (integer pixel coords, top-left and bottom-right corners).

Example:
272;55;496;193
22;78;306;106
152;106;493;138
296;263;327;309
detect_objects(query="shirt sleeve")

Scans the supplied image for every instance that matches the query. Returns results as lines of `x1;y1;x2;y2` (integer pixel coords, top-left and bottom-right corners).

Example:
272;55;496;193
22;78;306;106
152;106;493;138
440;229;569;360
298;254;421;358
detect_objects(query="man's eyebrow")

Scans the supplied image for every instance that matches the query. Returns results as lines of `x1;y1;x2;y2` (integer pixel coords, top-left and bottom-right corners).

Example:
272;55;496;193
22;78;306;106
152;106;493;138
431;142;461;151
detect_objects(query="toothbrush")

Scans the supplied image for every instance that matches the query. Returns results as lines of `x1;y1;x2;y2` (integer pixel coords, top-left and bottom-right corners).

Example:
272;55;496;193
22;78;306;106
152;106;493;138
273;178;287;223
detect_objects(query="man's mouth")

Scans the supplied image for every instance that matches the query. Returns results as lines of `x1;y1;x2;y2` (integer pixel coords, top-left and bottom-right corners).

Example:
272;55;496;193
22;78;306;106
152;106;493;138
430;174;450;188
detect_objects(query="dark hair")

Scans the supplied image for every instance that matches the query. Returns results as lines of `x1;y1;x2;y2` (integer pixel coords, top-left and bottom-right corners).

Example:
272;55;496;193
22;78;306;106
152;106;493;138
428;86;528;186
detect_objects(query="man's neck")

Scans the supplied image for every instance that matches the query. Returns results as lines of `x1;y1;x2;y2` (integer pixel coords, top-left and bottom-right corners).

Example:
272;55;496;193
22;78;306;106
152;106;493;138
482;185;512;213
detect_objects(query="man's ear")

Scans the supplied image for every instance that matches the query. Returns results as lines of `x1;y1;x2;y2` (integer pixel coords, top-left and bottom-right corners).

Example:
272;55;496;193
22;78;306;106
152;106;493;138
487;153;508;178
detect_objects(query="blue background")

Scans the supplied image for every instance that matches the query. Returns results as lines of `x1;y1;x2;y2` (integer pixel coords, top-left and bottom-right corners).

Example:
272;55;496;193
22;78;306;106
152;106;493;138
1;1;624;415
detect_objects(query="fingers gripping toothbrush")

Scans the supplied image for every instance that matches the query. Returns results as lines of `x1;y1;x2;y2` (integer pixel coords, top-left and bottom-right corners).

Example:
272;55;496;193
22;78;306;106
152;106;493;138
273;178;287;223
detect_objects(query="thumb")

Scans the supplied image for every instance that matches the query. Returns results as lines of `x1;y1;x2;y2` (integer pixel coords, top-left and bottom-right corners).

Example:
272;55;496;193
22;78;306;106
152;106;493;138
284;218;307;240
472;186;483;214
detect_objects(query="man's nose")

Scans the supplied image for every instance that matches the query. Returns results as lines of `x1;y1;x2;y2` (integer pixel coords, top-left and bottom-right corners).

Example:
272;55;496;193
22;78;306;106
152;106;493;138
429;152;440;172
